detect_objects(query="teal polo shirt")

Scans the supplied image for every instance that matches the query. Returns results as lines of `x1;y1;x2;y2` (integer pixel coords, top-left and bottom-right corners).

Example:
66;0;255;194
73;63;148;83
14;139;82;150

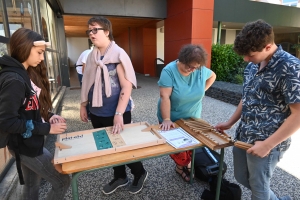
157;60;212;122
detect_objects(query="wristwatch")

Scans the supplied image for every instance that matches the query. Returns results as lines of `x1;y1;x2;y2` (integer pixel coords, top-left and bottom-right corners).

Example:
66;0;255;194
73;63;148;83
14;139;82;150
115;111;123;116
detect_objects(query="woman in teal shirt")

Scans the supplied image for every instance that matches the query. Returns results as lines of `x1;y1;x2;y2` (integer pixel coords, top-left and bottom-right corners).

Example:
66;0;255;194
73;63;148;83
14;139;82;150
157;44;216;182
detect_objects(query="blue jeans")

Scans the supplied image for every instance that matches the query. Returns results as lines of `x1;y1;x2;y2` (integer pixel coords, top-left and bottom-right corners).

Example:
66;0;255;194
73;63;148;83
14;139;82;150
233;146;287;200
77;73;83;87
10;148;70;200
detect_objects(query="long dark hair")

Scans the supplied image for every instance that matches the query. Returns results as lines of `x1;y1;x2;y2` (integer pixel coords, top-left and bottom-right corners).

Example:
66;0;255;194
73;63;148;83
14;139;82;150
9;28;52;121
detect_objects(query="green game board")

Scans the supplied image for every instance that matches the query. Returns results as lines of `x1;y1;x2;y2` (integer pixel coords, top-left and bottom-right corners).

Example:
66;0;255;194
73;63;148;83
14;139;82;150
92;129;113;150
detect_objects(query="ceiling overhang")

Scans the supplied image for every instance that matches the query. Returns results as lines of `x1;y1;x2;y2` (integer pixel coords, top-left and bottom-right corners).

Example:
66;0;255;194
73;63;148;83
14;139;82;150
63;15;162;37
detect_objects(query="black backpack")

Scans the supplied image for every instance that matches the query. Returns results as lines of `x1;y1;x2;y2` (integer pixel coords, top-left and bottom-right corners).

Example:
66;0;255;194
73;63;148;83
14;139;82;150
201;177;242;200
194;147;227;182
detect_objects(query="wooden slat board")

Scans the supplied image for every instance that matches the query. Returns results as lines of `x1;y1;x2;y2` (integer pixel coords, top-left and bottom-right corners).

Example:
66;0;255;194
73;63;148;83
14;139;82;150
54;122;166;164
175;118;234;150
234;141;253;150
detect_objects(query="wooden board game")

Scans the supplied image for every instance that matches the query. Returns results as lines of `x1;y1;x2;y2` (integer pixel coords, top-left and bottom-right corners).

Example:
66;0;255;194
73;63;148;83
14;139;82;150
175;118;235;150
234;140;253;150
54;122;166;164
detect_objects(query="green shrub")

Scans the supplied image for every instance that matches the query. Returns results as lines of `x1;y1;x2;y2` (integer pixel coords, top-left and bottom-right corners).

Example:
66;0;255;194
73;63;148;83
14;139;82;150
234;74;244;85
211;44;247;84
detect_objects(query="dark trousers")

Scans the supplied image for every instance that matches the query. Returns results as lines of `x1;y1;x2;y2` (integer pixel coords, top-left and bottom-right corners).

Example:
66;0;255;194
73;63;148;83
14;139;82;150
9;148;70;200
90;111;145;178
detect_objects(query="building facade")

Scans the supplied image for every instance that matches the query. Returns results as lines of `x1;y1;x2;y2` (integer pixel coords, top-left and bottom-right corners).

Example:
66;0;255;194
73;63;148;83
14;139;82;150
1;0;300;181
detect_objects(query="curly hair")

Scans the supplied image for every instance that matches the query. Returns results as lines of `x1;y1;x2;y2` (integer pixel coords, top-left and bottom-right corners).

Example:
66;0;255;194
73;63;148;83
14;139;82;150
88;16;114;41
10;28;52;121
233;19;274;56
178;44;207;67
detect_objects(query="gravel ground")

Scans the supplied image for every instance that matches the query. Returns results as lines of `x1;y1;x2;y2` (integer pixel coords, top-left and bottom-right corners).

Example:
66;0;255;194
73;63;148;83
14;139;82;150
11;73;299;200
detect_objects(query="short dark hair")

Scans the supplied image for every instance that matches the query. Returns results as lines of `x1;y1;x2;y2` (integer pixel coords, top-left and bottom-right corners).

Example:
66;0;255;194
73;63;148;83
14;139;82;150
234;19;274;56
88;16;114;41
178;44;207;66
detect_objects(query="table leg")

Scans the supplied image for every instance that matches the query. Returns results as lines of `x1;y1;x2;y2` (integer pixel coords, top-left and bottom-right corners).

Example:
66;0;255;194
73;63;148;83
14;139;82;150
68;146;203;199
71;172;82;200
190;149;196;184
215;148;224;200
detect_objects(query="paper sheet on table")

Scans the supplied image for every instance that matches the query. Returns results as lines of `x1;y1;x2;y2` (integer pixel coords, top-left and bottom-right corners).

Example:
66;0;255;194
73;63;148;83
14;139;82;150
158;127;200;149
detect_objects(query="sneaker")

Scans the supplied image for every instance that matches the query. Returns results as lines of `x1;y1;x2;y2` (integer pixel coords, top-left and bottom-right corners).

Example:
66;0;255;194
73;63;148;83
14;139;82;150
129;170;148;194
102;177;129;195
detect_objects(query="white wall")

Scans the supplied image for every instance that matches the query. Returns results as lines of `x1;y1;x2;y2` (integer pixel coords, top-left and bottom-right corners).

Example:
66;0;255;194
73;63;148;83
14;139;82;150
211;29;237;44
66;37;89;67
212;28;217;44
225;30;236;44
156;27;164;64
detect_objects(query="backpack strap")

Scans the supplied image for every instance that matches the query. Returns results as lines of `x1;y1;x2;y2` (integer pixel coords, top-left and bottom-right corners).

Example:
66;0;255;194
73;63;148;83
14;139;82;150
14;94;31;185
14;137;25;185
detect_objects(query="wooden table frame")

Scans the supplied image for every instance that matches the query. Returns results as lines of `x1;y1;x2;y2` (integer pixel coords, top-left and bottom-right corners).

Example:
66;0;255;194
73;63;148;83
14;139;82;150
61;142;225;200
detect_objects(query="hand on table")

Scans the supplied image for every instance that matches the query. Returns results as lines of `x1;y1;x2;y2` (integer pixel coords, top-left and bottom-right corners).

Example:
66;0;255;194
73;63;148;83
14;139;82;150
215;121;232;133
159;119;175;131
112;115;124;134
49;115;66;124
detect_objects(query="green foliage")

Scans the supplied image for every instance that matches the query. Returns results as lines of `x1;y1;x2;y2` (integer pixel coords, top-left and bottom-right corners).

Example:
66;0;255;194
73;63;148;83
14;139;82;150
211;44;247;84
292;44;300;52
234;74;244;85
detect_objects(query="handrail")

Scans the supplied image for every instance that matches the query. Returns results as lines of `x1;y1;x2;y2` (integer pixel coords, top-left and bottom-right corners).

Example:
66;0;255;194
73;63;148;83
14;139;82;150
155;58;164;63
154;58;165;77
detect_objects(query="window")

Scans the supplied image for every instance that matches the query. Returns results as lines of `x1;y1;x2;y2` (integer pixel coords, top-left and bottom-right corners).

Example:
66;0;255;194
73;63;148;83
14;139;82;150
5;0;34;30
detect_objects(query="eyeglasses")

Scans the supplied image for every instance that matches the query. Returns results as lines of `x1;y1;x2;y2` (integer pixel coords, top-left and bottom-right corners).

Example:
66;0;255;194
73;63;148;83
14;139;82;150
86;28;105;36
185;64;200;70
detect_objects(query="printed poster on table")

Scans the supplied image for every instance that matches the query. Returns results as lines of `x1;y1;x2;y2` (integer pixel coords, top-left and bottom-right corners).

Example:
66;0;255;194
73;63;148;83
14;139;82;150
159;127;200;149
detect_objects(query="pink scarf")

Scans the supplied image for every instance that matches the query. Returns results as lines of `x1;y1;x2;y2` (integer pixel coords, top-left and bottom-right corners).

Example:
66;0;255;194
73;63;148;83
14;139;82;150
81;41;137;107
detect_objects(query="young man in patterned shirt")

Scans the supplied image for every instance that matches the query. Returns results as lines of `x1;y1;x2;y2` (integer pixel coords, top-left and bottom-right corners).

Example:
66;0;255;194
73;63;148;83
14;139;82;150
215;19;300;200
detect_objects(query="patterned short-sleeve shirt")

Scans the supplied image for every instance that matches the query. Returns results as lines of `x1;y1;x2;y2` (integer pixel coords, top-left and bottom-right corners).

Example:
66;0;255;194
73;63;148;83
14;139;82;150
236;45;300;151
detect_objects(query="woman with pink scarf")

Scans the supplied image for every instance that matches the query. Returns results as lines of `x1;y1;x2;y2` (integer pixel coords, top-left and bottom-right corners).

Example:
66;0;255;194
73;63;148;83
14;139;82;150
80;16;147;195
